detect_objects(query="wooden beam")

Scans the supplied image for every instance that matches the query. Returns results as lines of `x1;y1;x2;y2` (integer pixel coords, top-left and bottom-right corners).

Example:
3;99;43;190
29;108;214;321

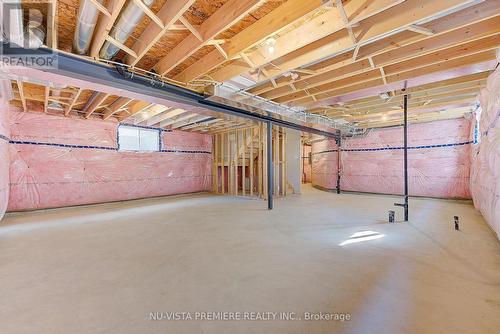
133;0;164;28
213;43;228;60
260;29;500;103
124;0;196;66
65;88;82;116
335;0;357;44
84;92;109;118
89;0;111;17
118;101;153;121
208;7;346;83
174;0;328;82
160;113;197;128
46;0;57;49
16;81;26;112
90;0;127;58
146;108;186;126
105;35;138;58
179;16;203;42
407;24;435;36
297;51;495;106
103;97;133;120
154;0;264;76
182;118;220;130
212;0;477;85
44;86;49;113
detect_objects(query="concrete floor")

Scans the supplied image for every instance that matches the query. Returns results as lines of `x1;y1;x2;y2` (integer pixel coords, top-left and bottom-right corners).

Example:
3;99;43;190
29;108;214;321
1;185;499;334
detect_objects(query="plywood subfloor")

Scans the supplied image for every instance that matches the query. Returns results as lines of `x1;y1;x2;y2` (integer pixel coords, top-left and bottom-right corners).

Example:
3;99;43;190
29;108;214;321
1;185;499;333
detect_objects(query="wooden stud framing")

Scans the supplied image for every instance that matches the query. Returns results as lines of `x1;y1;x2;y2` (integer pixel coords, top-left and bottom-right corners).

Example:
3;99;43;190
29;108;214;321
44;86;50;113
16;81;27;112
65;88;82;116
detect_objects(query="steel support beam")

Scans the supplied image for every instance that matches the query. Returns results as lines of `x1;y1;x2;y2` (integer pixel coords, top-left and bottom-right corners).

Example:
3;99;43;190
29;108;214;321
0;45;340;139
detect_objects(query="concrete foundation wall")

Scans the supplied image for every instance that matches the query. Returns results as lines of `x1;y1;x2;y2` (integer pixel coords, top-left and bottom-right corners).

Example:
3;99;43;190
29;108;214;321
5;107;212;212
312;118;473;199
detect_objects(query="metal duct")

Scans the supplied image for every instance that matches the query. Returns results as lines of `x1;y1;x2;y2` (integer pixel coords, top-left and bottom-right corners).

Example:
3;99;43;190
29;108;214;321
25;21;46;49
99;0;155;60
1;2;24;46
74;0;103;54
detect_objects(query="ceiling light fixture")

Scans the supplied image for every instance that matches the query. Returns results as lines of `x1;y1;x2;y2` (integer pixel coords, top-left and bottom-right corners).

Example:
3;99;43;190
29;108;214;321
265;37;276;54
379;92;390;100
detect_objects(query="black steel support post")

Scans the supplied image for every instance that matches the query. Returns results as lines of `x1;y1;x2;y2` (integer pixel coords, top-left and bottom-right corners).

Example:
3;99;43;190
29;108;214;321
337;137;341;194
403;93;409;221
394;92;409;221
267;121;273;210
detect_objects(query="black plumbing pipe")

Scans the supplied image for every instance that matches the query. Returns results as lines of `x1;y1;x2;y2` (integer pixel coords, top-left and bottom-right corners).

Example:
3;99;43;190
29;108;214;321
267;121;273;210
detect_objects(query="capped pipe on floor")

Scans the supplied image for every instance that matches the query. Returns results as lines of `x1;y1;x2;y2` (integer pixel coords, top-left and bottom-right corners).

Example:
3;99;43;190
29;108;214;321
99;0;154;60
74;0;103;54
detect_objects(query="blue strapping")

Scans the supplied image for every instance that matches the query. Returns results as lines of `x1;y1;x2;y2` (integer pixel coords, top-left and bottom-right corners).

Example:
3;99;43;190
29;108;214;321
313;141;474;155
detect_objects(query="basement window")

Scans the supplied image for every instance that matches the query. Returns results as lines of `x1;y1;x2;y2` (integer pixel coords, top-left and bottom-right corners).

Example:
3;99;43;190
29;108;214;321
118;125;160;152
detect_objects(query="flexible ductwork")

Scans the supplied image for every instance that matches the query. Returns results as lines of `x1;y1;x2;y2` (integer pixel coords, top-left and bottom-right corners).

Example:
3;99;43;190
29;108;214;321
99;0;155;60
25;9;46;49
74;0;103;54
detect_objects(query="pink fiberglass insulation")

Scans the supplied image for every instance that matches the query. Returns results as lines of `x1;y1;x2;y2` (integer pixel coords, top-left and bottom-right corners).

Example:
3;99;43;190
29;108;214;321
312;118;472;198
0;99;10;219
311;138;338;190
471;67;500;238
7;107;212;212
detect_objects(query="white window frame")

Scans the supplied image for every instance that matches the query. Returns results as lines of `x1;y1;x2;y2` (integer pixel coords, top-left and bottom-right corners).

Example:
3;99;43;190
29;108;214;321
118;125;160;152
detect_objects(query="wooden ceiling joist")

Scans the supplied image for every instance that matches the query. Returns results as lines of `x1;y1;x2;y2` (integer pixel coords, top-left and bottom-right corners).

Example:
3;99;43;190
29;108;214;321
160;112;197;128
132;0;164;29
248;0;500;96
84;92;110;118
210;0;476;85
90;0;127;58
118;101;153;122
103;97;133;120
154;0;265;76
270;34;499;105
124;0;196;66
146;108;187;126
291;52;495;107
15;0;500;131
173;0;328;83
